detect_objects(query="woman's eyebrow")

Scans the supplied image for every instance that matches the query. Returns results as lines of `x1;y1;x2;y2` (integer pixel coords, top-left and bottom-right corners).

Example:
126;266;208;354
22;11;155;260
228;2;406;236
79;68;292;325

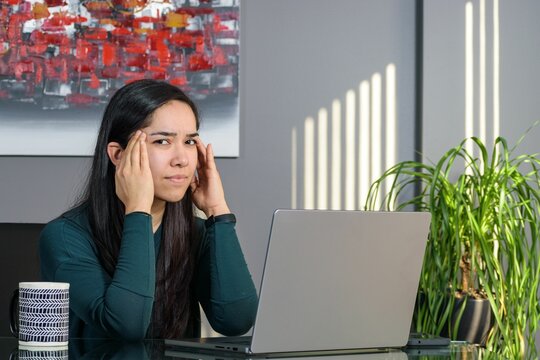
149;131;177;137
147;131;199;137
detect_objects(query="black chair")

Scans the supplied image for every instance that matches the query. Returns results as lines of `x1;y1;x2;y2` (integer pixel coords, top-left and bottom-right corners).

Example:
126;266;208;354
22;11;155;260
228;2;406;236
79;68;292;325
0;223;43;337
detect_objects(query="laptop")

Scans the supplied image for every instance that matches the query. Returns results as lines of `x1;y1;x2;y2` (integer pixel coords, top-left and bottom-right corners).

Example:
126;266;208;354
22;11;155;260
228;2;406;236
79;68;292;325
166;209;431;356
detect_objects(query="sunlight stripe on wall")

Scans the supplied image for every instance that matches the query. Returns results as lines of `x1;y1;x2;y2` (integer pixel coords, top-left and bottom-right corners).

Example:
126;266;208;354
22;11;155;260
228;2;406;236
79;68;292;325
465;1;474;160
479;0;486;147
371;73;382;208
385;64;397;209
345;90;356;210
304;117;315;209
331;99;342;210
291;127;297;209
493;0;500;141
358;81;371;209
317;108;328;210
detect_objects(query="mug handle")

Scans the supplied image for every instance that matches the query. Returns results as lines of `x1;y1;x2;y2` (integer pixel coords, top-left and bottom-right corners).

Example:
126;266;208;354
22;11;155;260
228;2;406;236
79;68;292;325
9;349;18;360
9;289;19;338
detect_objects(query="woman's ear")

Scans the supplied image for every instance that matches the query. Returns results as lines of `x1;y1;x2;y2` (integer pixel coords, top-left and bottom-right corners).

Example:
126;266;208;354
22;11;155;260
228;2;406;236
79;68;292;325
107;142;123;166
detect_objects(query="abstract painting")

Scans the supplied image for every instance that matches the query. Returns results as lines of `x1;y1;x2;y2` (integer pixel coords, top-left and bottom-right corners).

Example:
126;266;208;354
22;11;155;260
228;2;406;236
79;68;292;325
0;0;240;156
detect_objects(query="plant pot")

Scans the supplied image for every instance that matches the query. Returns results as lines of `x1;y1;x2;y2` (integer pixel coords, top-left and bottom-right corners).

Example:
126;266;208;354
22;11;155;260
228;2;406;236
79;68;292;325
442;296;494;345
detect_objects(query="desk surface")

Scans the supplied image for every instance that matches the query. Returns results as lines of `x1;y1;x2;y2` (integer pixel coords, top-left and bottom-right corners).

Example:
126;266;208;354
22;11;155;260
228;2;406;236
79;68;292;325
0;337;504;359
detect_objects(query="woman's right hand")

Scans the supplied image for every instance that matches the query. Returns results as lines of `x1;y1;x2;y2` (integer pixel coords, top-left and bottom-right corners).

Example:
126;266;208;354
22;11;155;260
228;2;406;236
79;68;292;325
114;130;154;214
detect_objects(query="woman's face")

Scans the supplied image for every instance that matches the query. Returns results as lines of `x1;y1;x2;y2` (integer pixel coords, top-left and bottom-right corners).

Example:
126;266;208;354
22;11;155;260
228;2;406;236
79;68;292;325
142;100;198;205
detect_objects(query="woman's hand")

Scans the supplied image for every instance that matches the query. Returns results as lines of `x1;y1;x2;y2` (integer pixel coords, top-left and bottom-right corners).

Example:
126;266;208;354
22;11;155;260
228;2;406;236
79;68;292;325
115;131;154;214
190;139;230;217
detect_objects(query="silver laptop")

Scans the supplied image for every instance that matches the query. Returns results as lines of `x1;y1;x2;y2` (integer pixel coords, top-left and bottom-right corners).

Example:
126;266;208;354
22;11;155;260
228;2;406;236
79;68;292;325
166;209;431;356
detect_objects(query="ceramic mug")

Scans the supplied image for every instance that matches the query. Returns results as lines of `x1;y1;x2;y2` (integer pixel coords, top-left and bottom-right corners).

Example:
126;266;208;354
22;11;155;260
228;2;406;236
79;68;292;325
10;282;70;349
10;348;69;360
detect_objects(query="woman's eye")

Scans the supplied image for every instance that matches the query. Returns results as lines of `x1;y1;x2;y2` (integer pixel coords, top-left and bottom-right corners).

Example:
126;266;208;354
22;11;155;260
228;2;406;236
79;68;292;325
154;139;170;145
186;138;197;145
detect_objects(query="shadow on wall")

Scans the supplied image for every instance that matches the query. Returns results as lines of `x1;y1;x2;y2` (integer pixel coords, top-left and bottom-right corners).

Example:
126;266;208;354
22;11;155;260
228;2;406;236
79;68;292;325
0;223;43;337
291;64;398;211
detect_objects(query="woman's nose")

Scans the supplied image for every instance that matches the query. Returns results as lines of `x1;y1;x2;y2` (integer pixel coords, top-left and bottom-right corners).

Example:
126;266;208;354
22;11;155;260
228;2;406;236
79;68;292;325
172;147;189;167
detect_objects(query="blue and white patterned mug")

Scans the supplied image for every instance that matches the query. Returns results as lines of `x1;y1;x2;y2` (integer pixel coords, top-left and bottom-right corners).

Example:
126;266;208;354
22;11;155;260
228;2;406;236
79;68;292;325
10;347;69;360
10;282;70;349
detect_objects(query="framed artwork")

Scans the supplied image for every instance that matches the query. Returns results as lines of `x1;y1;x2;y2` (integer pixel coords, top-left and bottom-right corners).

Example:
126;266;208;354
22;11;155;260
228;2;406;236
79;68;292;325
0;0;240;156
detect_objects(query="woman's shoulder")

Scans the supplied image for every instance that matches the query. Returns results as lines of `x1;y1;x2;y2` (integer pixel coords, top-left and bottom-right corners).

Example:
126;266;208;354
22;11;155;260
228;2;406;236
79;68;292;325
43;204;91;234
40;203;95;255
40;204;101;280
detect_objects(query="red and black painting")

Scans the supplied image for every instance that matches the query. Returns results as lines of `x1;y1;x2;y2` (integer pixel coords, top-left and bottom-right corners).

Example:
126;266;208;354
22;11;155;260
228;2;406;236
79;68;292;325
0;0;240;156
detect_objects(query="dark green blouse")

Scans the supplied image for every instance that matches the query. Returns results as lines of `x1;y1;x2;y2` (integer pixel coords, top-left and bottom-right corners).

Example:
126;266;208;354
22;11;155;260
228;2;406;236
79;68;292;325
39;205;258;340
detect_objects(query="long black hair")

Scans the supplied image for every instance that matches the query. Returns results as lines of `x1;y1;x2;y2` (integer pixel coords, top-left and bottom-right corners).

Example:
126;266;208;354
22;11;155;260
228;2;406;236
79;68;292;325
79;79;201;338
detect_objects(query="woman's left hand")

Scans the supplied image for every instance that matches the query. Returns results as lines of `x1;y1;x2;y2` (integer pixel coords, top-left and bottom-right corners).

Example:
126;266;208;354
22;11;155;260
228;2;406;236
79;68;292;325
191;138;231;217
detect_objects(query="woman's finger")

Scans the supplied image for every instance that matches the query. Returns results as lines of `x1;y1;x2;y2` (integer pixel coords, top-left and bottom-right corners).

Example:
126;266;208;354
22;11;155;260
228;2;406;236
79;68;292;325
123;130;141;169
130;135;141;171
205;143;217;171
139;132;149;170
196;137;207;168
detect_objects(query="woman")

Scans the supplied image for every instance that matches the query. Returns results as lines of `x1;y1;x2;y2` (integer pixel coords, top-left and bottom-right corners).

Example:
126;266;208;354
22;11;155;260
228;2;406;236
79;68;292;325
39;79;258;340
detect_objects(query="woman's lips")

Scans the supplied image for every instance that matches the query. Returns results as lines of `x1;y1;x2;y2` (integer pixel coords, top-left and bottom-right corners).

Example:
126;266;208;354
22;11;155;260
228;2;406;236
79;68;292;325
166;175;189;184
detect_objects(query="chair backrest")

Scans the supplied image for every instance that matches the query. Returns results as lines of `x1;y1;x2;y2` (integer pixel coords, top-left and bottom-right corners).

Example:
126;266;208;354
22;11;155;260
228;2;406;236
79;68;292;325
0;223;43;336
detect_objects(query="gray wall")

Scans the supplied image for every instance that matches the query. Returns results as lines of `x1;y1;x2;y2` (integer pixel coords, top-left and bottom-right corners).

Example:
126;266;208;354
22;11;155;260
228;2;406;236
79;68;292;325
232;0;416;283
0;0;417;288
424;0;540;349
423;0;540;159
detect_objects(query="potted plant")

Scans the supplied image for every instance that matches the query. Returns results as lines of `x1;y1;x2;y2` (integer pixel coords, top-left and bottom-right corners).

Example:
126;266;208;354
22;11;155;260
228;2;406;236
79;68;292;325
365;136;540;359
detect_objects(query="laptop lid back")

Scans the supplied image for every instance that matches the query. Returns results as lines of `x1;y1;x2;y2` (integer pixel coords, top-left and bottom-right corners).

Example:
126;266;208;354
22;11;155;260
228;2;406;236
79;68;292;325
250;210;431;354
